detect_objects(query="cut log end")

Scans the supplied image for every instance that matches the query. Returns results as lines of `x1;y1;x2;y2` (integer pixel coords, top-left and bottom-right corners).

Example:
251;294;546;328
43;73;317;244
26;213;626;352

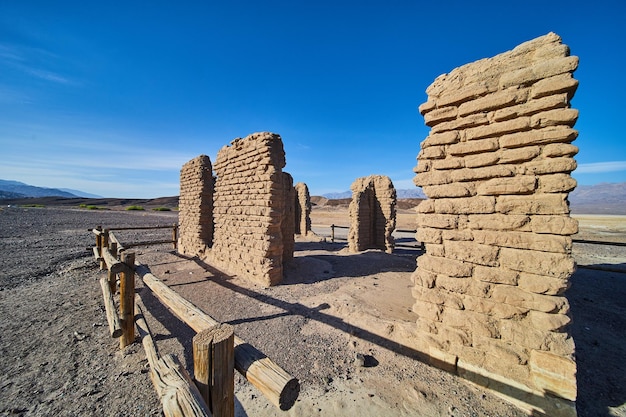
193;324;234;345
279;378;300;411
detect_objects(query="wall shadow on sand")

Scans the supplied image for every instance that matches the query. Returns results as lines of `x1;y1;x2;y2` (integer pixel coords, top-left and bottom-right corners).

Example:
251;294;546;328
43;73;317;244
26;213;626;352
567;263;626;417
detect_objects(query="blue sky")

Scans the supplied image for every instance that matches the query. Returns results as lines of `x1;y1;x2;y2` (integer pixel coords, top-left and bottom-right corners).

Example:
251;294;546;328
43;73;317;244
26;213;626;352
1;1;625;198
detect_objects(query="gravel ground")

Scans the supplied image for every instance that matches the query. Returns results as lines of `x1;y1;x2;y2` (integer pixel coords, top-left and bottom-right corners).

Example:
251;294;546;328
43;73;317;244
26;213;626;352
0;206;624;417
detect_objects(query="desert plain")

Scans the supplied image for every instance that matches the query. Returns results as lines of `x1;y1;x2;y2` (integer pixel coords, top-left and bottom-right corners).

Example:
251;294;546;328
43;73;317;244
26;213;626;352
0;202;624;417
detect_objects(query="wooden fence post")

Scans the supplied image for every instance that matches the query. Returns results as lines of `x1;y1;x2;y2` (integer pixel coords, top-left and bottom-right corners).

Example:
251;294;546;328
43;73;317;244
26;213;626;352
100;230;109;270
108;242;118;294
120;251;136;348
172;224;178;250
193;324;235;417
95;225;102;254
331;224;335;243
136;263;300;410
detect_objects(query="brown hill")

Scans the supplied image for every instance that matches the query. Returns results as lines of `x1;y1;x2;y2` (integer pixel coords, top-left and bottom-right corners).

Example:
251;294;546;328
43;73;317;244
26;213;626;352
0;196;179;210
311;196;424;210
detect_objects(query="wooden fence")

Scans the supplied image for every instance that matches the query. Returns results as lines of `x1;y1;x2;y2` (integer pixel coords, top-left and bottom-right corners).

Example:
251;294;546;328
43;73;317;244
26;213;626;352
91;225;299;417
314;225;626;256
572;238;626;273
312;224;424;250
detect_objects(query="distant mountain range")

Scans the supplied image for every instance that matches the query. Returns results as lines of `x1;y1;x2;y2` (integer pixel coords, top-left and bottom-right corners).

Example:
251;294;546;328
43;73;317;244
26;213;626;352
0;180;102;199
323;188;427;199
58;188;103;199
569;182;626;214
323;183;626;214
2;179;625;215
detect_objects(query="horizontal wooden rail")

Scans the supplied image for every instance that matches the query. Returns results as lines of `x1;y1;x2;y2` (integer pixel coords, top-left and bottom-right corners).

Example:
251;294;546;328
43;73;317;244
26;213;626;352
395;243;422;249
106;230;176;252
101;246;127;274
573;239;626;247
310;224;350;229
99;276;122;338
123;239;176;248
107;225;177;231
578;264;626;273
108;232;125;254
135;263;299;410
136;299;160;367
396;229;417;233
135;300;212;417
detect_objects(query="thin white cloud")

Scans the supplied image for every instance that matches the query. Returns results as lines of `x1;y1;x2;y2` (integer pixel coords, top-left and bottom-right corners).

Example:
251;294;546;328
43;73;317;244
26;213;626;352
3;151;190;173
576;161;626;174
0;126;201;172
0;44;24;62
0;163;180;198
24;67;72;84
0;42;75;85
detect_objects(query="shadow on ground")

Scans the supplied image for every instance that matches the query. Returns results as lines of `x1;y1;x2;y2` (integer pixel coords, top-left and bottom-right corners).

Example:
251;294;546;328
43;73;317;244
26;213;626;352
149;250;573;414
568;264;626;417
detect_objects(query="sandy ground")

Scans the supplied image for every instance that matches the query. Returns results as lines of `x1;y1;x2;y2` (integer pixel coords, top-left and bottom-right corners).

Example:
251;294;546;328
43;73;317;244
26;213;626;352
0;206;625;417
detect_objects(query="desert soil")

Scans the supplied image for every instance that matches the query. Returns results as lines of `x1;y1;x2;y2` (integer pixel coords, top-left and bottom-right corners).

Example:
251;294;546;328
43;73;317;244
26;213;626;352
0;206;624;417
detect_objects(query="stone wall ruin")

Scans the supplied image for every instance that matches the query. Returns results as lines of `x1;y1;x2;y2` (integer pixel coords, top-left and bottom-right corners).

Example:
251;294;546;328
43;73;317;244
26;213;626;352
282;173;295;263
208;132;293;286
178;155;214;257
294;182;312;236
348;175;396;253
412;33;579;416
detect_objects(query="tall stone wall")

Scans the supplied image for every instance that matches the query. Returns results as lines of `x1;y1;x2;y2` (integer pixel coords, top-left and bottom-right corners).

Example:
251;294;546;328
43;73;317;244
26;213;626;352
294;182;312;235
209;132;292;286
348;175;396;253
178;155;214;257
282;173;295;262
412;33;579;416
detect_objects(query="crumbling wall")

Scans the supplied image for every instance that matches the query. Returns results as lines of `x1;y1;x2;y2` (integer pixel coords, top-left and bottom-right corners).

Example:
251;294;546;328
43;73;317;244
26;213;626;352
178;155;214;256
209;132;292;286
348;175;396;253
294;182;312;235
412;33;579;416
282;173;295;262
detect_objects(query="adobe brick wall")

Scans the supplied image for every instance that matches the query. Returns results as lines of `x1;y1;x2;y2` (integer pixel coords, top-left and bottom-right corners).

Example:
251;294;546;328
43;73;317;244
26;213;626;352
208;132;292;286
412;33;579;416
348;175;396;253
178;155;214;256
282;173;295;262
294;182;312;235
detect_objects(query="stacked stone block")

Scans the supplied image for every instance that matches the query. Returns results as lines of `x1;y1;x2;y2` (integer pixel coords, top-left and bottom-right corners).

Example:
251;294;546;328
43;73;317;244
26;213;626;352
209;132;293;286
412;33;578;416
348;175;396;253
178;155;214;256
294;182;312;235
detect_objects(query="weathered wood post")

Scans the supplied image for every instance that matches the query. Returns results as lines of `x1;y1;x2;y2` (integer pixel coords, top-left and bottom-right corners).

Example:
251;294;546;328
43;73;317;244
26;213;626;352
99;276;122;338
172;224;178;250
136;264;300;410
193;324;235;417
95;225;102;254
136;300;211;417
119;251;136;348
108;241;118;294
100;229;109;270
331;224;335;243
